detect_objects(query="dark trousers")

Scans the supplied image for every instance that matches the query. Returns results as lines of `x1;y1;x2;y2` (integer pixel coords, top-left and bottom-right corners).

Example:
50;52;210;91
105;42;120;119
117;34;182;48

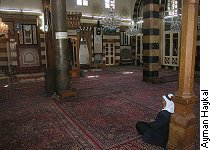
135;121;151;135
136;121;166;149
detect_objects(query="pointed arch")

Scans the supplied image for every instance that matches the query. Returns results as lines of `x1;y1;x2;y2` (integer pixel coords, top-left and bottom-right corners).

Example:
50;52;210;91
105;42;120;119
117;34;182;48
133;0;143;20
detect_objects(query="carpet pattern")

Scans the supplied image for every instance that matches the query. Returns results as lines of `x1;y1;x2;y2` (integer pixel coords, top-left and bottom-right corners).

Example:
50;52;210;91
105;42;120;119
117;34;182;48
55;94;158;149
0;66;200;149
55;66;200;149
0;82;97;149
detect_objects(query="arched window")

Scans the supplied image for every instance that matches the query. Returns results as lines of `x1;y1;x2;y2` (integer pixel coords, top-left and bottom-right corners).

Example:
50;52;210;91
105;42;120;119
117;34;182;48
105;0;115;9
167;0;178;15
77;0;88;6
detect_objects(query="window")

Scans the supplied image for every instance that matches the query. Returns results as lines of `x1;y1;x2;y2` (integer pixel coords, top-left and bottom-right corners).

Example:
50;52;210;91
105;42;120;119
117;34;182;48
167;0;178;15
120;32;130;46
18;24;37;45
105;0;115;9
77;0;88;6
163;32;180;66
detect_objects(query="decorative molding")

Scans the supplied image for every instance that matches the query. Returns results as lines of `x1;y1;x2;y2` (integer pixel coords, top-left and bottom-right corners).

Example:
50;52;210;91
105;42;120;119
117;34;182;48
120;7;129;18
19;48;40;67
120;46;131;49
90;2;102;16
67;12;82;29
0;14;37;20
93;27;102;53
94;53;103;64
67;30;77;36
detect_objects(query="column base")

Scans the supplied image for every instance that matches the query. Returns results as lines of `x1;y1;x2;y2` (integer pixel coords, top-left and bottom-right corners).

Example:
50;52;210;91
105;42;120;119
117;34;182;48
143;76;158;83
168;140;195;150
143;70;158;83
58;89;77;100
168;95;197;150
168;115;196;150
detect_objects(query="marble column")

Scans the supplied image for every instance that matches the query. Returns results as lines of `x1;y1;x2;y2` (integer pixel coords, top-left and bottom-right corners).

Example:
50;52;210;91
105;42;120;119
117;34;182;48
168;0;199;149
143;0;160;82
51;0;70;92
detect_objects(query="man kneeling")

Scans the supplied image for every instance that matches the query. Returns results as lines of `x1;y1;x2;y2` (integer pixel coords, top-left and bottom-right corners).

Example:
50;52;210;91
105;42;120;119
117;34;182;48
136;94;174;148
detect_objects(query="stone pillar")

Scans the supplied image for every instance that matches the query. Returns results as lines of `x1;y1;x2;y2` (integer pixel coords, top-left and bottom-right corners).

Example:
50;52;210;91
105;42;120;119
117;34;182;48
143;0;160;82
159;0;165;67
50;0;70;92
168;0;199;149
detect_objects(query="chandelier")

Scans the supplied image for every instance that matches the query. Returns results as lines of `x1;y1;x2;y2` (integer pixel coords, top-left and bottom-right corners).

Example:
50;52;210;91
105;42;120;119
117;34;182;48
164;0;182;32
125;0;142;36
0;18;9;34
101;6;121;30
125;20;138;36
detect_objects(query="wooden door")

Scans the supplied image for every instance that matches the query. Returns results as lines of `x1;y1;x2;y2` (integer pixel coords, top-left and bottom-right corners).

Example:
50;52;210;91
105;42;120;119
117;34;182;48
104;43;115;65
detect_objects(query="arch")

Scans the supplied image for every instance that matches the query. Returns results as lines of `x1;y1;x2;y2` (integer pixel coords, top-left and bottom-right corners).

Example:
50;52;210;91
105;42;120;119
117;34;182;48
83;30;92;66
19;48;40;67
79;36;90;65
133;0;143;20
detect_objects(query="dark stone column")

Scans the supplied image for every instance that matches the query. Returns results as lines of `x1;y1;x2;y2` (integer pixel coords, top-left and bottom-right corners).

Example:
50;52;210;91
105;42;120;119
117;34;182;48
143;0;160;82
168;0;199;149
51;0;70;93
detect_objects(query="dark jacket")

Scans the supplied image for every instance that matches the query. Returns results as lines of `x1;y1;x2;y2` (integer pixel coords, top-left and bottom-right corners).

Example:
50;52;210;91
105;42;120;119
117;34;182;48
142;110;171;147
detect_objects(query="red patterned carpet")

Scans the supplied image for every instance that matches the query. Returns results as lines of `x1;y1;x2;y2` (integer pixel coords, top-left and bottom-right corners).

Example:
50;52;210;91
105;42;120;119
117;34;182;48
0;66;200;149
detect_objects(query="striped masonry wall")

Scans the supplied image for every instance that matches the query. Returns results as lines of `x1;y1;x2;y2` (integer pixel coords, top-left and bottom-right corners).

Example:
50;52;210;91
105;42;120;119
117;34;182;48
0;13;44;74
39;32;47;69
10;39;18;73
143;0;160;82
0;36;8;73
115;31;121;65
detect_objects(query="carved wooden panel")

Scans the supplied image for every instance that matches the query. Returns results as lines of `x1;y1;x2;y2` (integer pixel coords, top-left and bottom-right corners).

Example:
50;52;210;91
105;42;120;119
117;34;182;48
19;48;40;67
67;12;82;29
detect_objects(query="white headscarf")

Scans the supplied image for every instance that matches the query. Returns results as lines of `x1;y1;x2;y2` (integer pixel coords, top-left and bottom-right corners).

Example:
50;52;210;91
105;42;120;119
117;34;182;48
162;93;175;113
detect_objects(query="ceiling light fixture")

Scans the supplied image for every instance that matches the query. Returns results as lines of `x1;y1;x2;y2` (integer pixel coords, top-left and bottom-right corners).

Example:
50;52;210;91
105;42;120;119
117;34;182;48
101;6;121;30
